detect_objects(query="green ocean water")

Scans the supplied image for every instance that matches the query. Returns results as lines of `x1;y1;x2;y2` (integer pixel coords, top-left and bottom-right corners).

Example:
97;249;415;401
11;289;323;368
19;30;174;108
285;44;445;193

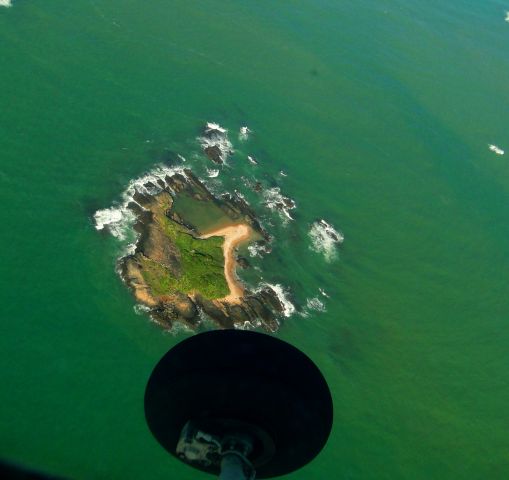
1;1;509;479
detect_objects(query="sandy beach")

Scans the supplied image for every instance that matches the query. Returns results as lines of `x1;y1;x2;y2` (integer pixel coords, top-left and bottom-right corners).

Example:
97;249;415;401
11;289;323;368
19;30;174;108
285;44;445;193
200;223;253;302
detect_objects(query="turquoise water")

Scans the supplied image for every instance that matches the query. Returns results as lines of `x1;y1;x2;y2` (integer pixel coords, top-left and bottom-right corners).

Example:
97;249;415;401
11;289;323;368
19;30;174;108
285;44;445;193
1;1;509;479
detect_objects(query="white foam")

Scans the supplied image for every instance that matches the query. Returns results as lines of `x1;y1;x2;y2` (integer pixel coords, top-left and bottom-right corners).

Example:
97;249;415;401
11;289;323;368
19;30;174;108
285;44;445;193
319;287;329;298
279;170;287;177
505;11;509;23
0;1;12;8
248;243;264;257
489;144;504;155
306;297;326;312
263;187;296;222
126;164;187;197
234;319;262;330
247;240;271;258
260;283;295;317
205;122;226;134
207;168;219;178
93;206;135;240
198;122;233;163
247;155;258;165
125;242;137;255
239;126;251;141
298;295;327;318
134;304;151;315
94;164;186;247
309;219;344;262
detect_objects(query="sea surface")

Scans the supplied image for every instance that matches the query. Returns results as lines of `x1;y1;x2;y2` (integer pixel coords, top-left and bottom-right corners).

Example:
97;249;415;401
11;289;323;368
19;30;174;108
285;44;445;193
1;1;509;479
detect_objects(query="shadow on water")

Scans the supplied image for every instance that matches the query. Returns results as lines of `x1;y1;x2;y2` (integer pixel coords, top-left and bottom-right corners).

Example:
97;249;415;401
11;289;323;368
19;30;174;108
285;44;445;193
328;325;362;375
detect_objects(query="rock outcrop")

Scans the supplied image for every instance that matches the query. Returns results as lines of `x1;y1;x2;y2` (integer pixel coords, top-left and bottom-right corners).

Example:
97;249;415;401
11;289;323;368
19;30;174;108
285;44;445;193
199;122;233;164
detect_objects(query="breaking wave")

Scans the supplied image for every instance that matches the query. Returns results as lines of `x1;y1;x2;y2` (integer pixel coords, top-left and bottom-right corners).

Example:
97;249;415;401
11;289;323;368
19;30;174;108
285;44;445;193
93;164;186;248
0;1;12;8
94;206;135;242
309;219;343;262
234;318;263;331
134;304;151;315
263;187;296;222
259;283;295;317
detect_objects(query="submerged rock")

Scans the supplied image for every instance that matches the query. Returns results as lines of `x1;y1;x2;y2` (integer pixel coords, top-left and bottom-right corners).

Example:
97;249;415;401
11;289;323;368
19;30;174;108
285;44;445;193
237;256;250;269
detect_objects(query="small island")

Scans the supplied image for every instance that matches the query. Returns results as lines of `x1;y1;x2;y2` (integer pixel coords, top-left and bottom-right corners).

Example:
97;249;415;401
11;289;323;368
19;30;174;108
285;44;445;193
119;168;283;331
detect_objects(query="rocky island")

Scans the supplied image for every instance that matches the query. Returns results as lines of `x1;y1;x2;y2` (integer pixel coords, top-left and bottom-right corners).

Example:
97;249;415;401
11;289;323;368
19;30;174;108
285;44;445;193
118;168;284;331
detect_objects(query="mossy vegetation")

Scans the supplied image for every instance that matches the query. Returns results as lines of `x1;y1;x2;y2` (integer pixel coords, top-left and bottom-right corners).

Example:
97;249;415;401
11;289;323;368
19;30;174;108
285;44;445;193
139;204;229;300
